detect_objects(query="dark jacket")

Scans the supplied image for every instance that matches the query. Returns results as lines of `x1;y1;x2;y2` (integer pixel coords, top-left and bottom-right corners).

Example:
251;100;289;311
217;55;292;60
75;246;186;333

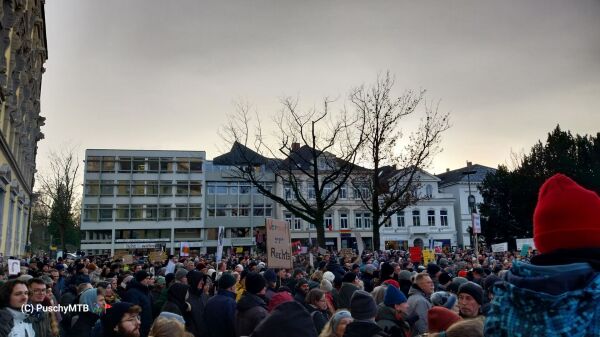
162;283;190;320
124;280;153;337
343;321;390;337
305;305;329;335
187;271;209;337
376;304;410;337
250;301;317;337
67;312;100;337
337;282;359;309
235;292;268;337
204;289;237;337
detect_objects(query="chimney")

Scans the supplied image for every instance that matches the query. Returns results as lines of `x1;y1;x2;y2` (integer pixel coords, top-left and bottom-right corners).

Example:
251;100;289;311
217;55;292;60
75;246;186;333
466;161;473;168
292;142;300;151
446;168;450;173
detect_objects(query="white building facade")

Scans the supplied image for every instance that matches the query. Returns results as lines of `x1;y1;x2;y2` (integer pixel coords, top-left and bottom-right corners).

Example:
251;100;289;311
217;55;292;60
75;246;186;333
80;150;205;255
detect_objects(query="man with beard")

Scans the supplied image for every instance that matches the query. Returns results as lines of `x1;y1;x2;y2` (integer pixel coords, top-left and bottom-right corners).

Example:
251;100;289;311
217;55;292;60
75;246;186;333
100;302;142;337
28;278;54;337
123;271;153;337
293;278;309;306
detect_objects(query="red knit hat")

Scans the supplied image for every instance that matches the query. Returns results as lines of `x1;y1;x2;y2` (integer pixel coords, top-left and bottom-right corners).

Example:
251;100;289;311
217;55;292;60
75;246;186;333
534;174;600;254
267;291;293;312
427;306;462;333
383;279;400;288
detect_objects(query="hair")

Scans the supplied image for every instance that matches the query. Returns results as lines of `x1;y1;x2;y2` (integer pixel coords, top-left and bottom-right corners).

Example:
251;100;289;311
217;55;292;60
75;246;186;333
370;284;388;305
0;279;28;308
306;288;325;305
149;317;193;337
318;310;352;337
310;270;323;282
77;283;92;294
27;278;47;287
415;272;431;283
442;318;484;337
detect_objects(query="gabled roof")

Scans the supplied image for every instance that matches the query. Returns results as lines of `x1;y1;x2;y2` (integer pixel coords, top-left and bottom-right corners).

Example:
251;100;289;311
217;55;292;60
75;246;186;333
436;164;496;186
213;142;269;166
280;145;368;172
379;166;440;183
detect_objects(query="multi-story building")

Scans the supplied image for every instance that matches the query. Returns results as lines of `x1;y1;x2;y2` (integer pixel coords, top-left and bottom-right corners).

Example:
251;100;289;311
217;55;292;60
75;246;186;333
380;169;457;250
80;150;205;256
437;162;496;247
0;0;47;256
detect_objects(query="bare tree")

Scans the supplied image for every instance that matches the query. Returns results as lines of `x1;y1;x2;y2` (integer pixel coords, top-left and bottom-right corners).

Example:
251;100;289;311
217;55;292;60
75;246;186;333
36;149;81;251
350;72;450;249
221;97;365;248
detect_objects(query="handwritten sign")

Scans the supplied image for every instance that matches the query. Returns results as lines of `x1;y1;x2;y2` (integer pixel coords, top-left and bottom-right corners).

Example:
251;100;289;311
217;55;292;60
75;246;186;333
409;247;422;263
491;242;508;253
149;251;166;263
266;218;292;269
8;259;20;275
180;242;190;257
122;255;134;265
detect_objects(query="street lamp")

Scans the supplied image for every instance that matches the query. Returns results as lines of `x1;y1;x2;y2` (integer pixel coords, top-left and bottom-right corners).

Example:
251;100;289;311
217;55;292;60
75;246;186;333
462;163;478;256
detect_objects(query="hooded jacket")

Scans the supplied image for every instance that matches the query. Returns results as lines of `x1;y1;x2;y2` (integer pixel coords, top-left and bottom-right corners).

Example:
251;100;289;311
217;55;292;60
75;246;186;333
204;289;237;337
162;283;189;319
376;304;410;337
337;283;359;309
235;292;268;337
123;280;153;337
250;301;317;337
343;320;390;337
484;260;600;337
186;271;208;337
406;284;431;336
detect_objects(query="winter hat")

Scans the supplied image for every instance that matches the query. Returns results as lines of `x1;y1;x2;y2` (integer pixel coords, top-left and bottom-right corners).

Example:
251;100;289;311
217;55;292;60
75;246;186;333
428;306;462;333
398;270;413;282
156;276;166;286
295;278;309;290
267;291;294;312
447;277;468;294
17;274;32;282
364;264;376;275
342;272;357;283
320;279;333;292
101;302;140;333
457;270;468;278
383;279;400;289
457;282;483;305
263;269;277;284
165;273;175;286
427;263;441;276
384;285;407;306
438;258;449;268
438;272;453;286
533;173;600;253
322;271;335;283
175;269;188;281
350;290;378;320
483;275;501;291
380;262;394;279
430;291;457;310
134;270;149;283
218;272;237;290
331;310;352;333
245;272;266;294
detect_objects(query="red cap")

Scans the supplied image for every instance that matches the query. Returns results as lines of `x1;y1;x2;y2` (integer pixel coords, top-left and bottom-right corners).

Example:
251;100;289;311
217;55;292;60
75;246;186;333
458;270;468;278
534;174;600;253
428;307;461;333
267;291;293;312
383;279;400;288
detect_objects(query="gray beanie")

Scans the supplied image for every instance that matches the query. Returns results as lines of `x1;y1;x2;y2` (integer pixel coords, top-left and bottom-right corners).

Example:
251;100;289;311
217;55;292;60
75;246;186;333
350;290;377;320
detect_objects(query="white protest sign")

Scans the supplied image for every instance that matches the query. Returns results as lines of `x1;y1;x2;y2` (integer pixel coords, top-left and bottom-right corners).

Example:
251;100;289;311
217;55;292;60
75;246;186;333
516;238;536;251
8;259;20;275
491;242;508;253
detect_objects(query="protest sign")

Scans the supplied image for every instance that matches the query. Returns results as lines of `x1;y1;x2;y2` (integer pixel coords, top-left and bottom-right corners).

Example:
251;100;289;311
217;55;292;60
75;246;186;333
409;247;422;263
266;218;292;269
340;248;354;258
8;259;20;275
216;226;225;262
516;238;536;251
180;242;190;257
472;213;481;234
491;242;508;253
122;255;134;265
422;249;435;265
149;251;166;263
355;232;365;256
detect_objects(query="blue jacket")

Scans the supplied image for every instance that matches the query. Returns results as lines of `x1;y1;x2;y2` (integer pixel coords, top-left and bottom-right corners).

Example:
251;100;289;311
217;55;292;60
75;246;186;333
485;261;600;337
123;280;153;337
204;289;237;337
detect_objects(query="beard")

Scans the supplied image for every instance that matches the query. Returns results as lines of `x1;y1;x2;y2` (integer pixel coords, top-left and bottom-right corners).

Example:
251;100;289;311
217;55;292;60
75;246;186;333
117;325;140;337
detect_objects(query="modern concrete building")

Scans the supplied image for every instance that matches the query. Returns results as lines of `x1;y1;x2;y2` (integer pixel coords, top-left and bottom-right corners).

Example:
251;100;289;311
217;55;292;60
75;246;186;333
80;150;205;255
380;169;458;250
0;0;48;257
437;162;496;248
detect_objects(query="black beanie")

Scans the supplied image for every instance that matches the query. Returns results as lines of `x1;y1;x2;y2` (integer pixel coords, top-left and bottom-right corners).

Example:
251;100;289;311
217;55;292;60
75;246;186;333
350;290;377;320
134;270;149;283
342;272;357;283
427;263;441;276
218;272;237;290
245;272;266;294
458;281;484;305
438;272;452;286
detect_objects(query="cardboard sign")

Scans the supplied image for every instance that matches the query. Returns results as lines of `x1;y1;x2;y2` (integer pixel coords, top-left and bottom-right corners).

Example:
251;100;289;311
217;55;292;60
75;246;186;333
340;248;354;258
8;259;20;275
318;247;328;255
122;255;134;265
113;251;127;261
266;218;292;269
409;247;422;263
491;242;508;253
149;251;166;263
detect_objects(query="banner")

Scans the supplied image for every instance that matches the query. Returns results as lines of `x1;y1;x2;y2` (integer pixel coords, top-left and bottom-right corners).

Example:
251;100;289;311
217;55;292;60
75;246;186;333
216;226;225;262
292;240;302;255
266;219;292;269
472;213;481;234
180;242;190;257
8;259;20;275
409;247;422;263
422;249;435;265
491;242;508;253
355;232;365;256
515;238;536;251
433;241;443;254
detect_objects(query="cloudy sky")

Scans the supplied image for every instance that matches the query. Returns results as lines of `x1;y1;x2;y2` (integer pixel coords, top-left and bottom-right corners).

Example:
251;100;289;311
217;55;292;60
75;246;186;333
39;0;600;176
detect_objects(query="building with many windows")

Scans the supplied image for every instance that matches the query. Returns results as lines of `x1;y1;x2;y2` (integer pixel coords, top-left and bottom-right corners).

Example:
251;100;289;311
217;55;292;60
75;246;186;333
437;162;496;247
0;0;47;256
80;150;205;255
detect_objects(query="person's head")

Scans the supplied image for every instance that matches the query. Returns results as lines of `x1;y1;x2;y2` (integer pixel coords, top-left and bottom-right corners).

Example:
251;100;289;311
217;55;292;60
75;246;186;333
295;278;309;296
78;282;93;294
306;288;327;311
134;271;152;287
102;302;142;337
266;291;293;312
0;279;29;309
28;278;47;303
174;269;188;285
349;290;377;321
218;272;237;292
245;272;266;296
80;288;106;315
457;282;483;318
342;272;358;285
323;310;352;337
415;273;434;296
148;316;193;337
263;269;277;287
435;316;484;337
50;269;60;281
427;306;462;333
383;284;408;314
430;291;458;311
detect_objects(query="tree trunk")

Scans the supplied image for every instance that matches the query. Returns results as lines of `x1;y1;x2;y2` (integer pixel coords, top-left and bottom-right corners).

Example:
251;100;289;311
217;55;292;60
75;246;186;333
372;212;381;250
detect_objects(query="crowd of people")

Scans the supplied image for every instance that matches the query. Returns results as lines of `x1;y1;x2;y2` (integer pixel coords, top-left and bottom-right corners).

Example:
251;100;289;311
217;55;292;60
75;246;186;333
0;173;597;337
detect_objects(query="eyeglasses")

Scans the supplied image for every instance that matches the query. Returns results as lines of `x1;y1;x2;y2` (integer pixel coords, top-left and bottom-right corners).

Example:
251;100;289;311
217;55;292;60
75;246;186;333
121;315;141;324
32;289;46;294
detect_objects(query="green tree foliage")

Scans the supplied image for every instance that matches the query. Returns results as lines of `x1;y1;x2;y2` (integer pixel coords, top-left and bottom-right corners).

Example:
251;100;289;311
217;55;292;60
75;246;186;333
479;125;600;248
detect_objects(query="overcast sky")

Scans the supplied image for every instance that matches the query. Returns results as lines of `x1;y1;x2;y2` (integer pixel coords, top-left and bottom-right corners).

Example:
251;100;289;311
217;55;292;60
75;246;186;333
39;0;600;177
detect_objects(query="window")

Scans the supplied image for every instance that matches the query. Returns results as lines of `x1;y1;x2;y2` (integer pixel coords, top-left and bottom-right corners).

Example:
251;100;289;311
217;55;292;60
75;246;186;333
397;211;405;227
190;181;202;196
99;205;113;222
412;210;420;226
285;214;293;230
440;209;449;227
294;218;302;230
189;204;202;220
308;187;316;199
215;184;228;194
132;181;145;196
265;204;273;217
133;158;145;172
215;204;227;216
323;184;332;197
145;205;158;221
239;204;250;216
339;185;347;199
130;205;143;220
86;157;101;172
160;158;173;173
159;205;172;220
428;210;436;226
426;184;433;198
354;212;362;229
176;159;190;173
340;212;348;229
116;205;129;221
253;204;265;216
240;184;251;194
190;159;203;172
159;181;172;196
364;213;372;229
325;213;333;230
147;158;159;172
146;181;158;196
284;184;293;200
176;181;189;196
99;181;113;196
85;180;100;196
229;183;238;195
175;205;188;220
84;205;98;221
384;218;392;227
102;157;115;172
118;157;132;173
117;181;130;196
